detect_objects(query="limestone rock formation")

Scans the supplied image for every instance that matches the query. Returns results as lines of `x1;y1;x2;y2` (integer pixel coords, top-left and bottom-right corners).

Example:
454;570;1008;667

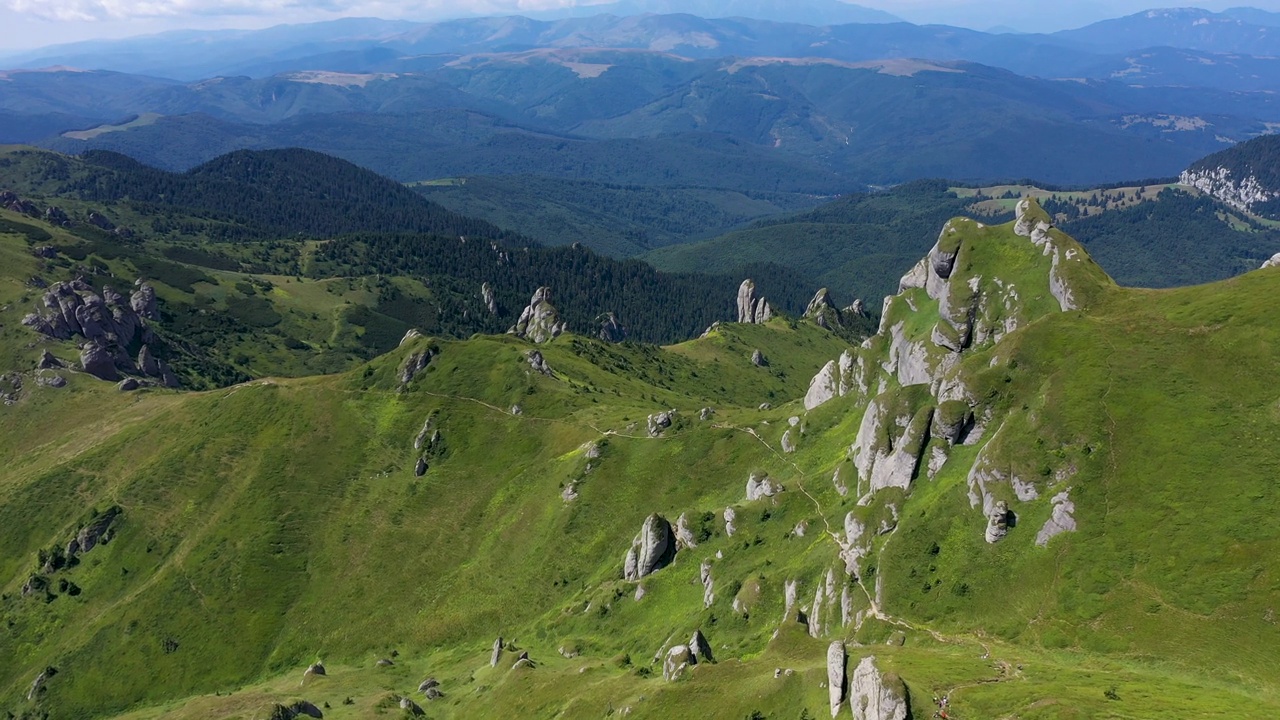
781;429;797;453
745;472;782;501
647;410;675;437
400;346;437;386
622;514;676;581
1263;253;1280;269
130;282;159;319
481;282;498;315
490;637;503;667
827;642;846;718
805;359;840;411
526;350;553;376
736;279;773;324
598;312;627;343
399;329;424;347
985;500;1010;544
751;349;768;367
849;656;909;720
1036;490;1077;546
1181;165;1277;216
510;287;566;343
36;350;62;369
663;645;693;681
700;559;715;608
723;507;737;537
852;398;933;496
689;629;714;664
674;512;697;549
80;341;120;381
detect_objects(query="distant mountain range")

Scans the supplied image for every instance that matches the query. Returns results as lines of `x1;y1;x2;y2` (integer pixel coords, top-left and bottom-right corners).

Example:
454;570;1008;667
7;51;1277;190
4;6;1280;85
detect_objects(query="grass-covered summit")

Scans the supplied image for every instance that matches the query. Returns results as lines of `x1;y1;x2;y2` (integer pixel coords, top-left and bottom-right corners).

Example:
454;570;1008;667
3;199;1280;719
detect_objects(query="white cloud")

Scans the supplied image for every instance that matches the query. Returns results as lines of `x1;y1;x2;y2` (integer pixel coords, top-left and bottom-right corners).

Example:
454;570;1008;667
0;0;588;22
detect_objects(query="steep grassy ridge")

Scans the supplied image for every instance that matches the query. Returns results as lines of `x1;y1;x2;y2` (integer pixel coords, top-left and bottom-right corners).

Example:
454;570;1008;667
3;201;1280;719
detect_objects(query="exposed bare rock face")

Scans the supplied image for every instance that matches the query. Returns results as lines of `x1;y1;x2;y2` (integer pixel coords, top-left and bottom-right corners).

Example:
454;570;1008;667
510;287;566;343
985;500;1010;544
490;637;503;667
1036;490;1077;546
622;513;676;581
1262;253;1280;269
399;345;437;386
80;341;120;381
827;642;847;718
663;645;693;681
849;656;909;720
689;629;713;664
647;410;676;437
481;282;498;315
736;279;773;324
745;472;782;501
526;350;553;376
598;312;627;343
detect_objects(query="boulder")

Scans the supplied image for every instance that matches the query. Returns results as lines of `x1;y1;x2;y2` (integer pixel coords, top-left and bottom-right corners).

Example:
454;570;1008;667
415;457;428;477
301;662;325;682
646;410;675;437
510;287;566;344
80;341;119;381
781;429;797;453
130;283;159;319
88;211;116;230
424;687;444;701
399;697;425;715
663;645;693;681
746;472;782;501
699;407;715;421
689;629;714;664
723;507;737;537
849;656;909;720
700;559;715;608
38;374;67;389
985;500;1010;544
622;514;675;581
1263;253;1280;269
400;347;436;386
37;350;62;369
376;658;394;666
118;378;141;392
751;348;768;367
827;642;847;718
418;677;440;693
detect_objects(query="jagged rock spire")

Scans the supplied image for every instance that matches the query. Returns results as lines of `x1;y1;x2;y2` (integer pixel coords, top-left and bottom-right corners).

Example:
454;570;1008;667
736;279;772;324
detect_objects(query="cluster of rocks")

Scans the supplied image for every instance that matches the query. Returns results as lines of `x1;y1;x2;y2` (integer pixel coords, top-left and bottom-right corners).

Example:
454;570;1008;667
661;629;714;681
800;199;1089;545
745;472;783;501
418;675;444;701
526;350;553;376
399;340;437;387
24;507;122;597
266;701;323;720
0;191;131;235
736;279;773;324
646;410;676;437
489;636;535;670
411;414;445;478
510;287;566;344
21;279;178;388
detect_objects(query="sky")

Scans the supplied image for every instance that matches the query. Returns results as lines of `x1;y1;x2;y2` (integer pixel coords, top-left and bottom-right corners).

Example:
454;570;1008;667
1;0;1279;51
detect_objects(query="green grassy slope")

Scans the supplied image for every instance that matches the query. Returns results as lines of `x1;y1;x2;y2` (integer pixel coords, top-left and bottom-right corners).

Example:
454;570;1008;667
3;200;1280;720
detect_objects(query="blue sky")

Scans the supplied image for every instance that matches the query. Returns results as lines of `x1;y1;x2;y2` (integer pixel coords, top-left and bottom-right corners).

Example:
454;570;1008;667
1;0;1278;51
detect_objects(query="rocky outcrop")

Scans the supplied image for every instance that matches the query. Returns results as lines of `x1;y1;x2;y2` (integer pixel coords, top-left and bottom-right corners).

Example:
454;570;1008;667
827;642;847;718
1035;490;1077;546
805;359;841;411
647;410;675;437
751;349;767;367
852;398;933;496
622;514;675;581
674;512;697;549
37;350;62;369
400;346;437;386
700;559;715;608
781;429;797;453
723;507;737;537
136;345;179;387
985;500;1010;544
131;282;158;319
510;287;566;344
27;667;55;701
808;569;838;638
598;312;626;343
1262;253;1280;269
80;341;120;381
689;629;713;664
526;350;553;376
400;697;425;715
481;282;498;315
736;279;773;324
849;656;909;720
745;472;782;501
1181;166;1277;216
301;662;325;683
663;645;693;681
490;637;503;667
